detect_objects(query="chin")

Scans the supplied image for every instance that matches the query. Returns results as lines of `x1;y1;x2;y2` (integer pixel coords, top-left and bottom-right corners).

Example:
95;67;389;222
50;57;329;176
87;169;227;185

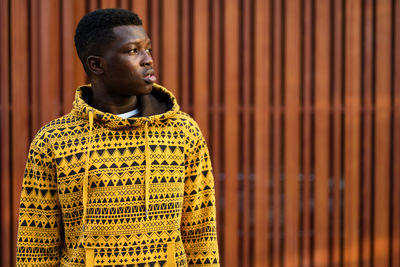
135;83;153;96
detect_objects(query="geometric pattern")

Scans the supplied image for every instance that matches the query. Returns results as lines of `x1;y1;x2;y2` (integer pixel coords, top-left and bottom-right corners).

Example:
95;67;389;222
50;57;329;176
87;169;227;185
16;84;220;266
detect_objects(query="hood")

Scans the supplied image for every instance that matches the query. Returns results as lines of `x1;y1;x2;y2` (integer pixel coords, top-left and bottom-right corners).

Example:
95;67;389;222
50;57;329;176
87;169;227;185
72;83;180;129
72;83;180;247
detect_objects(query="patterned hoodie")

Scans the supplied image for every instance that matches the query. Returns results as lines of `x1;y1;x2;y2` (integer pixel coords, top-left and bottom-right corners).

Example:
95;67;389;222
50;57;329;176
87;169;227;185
16;84;220;266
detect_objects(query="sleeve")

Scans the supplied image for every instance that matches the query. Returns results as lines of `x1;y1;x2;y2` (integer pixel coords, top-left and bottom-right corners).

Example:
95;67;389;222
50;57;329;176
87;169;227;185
16;135;63;266
181;120;220;266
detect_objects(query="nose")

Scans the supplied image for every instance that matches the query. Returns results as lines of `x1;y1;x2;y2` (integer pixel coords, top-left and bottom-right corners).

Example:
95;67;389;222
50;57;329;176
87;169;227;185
141;50;153;66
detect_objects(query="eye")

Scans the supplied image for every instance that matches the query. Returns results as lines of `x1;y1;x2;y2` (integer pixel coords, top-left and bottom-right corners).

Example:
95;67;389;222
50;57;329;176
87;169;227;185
128;48;139;54
146;48;152;54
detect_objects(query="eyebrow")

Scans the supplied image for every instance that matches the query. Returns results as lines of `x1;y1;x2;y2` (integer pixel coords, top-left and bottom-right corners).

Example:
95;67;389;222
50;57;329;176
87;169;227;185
124;39;151;46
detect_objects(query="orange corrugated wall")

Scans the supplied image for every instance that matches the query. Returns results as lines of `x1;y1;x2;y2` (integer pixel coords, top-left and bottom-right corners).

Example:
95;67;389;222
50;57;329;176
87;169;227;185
1;0;399;266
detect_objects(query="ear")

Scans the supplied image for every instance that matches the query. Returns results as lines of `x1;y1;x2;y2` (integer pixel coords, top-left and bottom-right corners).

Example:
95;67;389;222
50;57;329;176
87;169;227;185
86;55;105;75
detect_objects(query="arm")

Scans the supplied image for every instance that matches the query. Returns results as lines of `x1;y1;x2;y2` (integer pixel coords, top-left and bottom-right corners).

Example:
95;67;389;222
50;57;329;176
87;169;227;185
181;120;220;266
16;135;63;266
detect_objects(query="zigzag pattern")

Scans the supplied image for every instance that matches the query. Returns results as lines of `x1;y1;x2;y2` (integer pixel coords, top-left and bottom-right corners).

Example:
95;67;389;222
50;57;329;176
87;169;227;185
16;84;219;266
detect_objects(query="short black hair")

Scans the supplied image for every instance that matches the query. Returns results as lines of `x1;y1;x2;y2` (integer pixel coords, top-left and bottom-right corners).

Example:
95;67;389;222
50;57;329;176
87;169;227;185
74;8;143;74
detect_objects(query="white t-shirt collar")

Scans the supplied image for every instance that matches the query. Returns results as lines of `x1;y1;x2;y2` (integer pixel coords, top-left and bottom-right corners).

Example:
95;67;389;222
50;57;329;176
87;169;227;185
116;107;140;119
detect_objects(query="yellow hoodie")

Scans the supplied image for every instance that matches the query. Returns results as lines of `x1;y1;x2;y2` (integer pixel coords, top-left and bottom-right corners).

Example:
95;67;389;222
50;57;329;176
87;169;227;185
16;84;219;266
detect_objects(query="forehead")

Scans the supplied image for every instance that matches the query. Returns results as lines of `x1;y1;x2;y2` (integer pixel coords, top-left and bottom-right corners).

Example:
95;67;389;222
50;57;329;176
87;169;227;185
111;25;150;44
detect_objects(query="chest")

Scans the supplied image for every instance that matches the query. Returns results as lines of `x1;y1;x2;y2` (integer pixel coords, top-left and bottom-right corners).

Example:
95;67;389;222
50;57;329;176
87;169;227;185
54;127;186;208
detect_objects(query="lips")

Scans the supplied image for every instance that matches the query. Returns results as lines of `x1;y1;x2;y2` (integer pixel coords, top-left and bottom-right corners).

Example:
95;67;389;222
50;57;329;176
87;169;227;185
143;69;157;83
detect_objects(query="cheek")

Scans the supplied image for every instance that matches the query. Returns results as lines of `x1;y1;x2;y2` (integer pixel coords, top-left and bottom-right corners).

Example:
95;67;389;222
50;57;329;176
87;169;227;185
109;57;138;71
120;61;142;79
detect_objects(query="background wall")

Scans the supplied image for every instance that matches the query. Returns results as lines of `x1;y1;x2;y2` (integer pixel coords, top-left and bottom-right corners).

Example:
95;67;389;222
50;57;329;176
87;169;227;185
1;0;399;266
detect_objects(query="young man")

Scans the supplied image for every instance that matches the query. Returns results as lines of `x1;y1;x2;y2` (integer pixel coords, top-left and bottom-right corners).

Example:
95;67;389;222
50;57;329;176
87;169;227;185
16;8;219;266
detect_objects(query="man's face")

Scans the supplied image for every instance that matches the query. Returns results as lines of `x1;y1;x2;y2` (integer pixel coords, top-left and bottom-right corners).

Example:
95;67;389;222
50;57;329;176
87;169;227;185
100;25;156;96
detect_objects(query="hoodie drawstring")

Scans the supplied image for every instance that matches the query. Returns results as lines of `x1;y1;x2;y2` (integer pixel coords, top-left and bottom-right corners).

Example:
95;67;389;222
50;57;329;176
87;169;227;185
144;120;150;219
82;109;94;266
83;109;94;232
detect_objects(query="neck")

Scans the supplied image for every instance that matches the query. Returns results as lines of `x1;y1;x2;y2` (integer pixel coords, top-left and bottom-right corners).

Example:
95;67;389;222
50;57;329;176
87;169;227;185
90;81;139;115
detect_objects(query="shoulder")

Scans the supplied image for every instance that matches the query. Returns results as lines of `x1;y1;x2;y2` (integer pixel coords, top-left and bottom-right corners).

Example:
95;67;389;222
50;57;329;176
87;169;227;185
30;113;80;150
173;111;203;137
174;111;200;130
172;112;209;153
